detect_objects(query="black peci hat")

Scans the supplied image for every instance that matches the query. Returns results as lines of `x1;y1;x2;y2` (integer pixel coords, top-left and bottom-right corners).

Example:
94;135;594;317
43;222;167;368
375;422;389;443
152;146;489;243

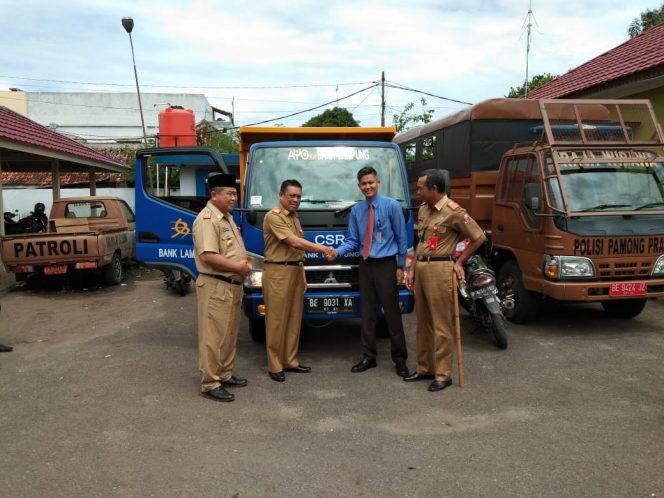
208;174;236;189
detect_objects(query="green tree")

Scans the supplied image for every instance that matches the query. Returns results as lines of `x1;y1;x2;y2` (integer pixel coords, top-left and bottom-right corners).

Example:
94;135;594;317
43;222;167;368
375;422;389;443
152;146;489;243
302;107;359;127
628;3;664;37
196;122;238;153
392;98;435;132
506;73;558;98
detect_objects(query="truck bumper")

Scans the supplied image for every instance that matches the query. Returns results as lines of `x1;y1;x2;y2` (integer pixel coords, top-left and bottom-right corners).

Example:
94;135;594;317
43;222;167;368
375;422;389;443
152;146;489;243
243;289;415;320
539;278;664;302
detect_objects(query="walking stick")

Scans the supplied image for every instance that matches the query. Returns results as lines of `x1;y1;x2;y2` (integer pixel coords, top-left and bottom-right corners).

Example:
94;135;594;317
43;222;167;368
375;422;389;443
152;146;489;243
452;276;464;387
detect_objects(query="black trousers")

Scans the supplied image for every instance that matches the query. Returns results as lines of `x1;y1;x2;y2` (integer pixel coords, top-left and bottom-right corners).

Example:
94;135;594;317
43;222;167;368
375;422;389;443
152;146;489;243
358;257;408;363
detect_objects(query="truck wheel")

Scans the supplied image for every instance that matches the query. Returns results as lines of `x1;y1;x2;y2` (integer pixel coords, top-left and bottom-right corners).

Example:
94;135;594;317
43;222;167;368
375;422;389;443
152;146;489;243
601;299;647;319
103;253;124;285
497;261;539;324
249;317;266;342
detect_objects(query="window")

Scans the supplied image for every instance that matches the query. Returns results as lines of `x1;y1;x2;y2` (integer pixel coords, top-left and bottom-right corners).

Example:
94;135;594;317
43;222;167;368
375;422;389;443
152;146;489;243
64;201;107;218
404;142;416;173
421;136;436;161
500;155;541;229
119;200;135;222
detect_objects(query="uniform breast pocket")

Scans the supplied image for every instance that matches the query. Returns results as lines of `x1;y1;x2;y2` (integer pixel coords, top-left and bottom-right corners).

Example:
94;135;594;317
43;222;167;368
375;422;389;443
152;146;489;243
221;235;234;248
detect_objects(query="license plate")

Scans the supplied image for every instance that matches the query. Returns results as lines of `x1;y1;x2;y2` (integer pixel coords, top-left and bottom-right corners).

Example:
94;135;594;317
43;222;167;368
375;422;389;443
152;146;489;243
609;282;647;297
305;296;356;314
469;287;496;299
44;265;67;276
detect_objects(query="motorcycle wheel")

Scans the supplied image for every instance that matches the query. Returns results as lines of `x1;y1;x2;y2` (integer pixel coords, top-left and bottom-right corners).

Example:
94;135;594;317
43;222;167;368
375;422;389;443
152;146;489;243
478;306;508;350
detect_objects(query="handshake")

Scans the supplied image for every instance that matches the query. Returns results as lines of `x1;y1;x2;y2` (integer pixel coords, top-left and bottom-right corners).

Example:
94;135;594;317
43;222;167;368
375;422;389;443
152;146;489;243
320;246;339;261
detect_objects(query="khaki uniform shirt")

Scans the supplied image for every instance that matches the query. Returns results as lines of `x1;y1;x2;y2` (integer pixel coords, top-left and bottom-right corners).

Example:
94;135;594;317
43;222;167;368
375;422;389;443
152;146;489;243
416;196;483;256
193;201;247;279
263;205;305;262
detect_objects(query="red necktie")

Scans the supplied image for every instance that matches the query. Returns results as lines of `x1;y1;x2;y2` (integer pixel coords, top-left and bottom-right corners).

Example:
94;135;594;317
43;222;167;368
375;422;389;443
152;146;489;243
362;203;374;260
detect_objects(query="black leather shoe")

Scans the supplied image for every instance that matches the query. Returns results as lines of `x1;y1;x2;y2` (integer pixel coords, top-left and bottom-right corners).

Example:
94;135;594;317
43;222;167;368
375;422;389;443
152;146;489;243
0;344;13;352
428;379;453;392
395;362;409;377
221;376;248;388
284;365;311;373
269;371;286;382
351;357;377;373
403;372;435;382
201;386;234;402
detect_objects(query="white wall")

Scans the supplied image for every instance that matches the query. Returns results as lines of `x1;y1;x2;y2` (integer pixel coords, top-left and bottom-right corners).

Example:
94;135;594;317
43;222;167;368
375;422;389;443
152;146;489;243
2;188;135;219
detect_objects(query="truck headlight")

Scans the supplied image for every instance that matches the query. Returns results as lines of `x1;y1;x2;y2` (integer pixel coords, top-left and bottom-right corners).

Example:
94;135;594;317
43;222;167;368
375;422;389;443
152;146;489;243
245;252;264;289
544;256;595;279
652;255;664;276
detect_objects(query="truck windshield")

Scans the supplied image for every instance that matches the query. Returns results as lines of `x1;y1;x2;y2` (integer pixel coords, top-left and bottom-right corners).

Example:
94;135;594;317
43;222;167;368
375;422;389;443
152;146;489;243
246;145;407;209
560;162;664;212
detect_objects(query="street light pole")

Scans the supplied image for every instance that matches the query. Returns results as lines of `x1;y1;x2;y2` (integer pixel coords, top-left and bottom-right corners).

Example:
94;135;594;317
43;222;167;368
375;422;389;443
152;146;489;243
122;17;149;148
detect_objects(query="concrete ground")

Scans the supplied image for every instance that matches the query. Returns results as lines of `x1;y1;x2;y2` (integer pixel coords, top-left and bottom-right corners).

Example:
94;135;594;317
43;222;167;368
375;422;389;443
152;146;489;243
0;266;662;497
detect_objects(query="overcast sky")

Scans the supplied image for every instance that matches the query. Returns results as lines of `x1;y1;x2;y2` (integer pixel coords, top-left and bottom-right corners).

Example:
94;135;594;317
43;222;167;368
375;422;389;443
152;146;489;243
0;0;657;129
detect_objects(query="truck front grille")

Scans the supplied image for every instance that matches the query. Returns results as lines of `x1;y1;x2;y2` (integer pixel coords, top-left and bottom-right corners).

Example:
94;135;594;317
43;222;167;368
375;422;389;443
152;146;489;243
304;264;359;289
596;260;652;280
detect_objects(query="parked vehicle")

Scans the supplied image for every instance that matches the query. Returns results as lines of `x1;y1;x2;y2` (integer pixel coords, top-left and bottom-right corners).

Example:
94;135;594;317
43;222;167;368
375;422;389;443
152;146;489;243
163;269;190;296
456;239;508;349
3;211;23;235
395;99;664;322
1;196;136;285
133;127;415;341
19;202;48;233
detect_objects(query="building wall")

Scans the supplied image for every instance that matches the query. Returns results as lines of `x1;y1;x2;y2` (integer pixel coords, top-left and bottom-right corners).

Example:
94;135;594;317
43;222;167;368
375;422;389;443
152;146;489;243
0;90;27;115
16;92;215;147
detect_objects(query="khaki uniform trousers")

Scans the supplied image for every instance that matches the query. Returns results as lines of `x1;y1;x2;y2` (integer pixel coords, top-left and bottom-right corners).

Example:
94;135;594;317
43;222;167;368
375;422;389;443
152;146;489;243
196;274;243;392
414;261;455;381
263;264;305;373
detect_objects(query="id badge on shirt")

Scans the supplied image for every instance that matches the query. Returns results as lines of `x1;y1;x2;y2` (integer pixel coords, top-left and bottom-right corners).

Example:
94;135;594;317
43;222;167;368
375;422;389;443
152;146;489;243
428;235;438;250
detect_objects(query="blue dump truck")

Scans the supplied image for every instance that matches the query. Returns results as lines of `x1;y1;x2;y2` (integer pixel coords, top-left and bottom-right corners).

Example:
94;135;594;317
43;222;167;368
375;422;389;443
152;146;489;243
134;127;415;340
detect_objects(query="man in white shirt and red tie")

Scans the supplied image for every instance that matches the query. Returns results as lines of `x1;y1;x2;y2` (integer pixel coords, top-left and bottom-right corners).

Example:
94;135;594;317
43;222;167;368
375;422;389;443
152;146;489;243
330;166;409;377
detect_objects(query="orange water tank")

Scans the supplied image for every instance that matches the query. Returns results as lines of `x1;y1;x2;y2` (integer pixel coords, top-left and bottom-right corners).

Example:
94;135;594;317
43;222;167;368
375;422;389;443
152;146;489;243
158;106;197;147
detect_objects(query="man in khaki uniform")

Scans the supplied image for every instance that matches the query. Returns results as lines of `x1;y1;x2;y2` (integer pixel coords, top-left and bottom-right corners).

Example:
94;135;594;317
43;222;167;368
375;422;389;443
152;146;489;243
404;169;486;392
263;179;334;382
193;174;251;402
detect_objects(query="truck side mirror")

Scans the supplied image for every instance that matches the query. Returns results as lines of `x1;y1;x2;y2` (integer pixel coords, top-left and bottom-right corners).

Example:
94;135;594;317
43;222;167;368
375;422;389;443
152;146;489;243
524;182;541;211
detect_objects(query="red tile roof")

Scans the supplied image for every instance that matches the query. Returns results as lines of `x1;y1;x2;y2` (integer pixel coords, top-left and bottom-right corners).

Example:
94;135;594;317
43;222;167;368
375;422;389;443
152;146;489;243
0;106;128;170
1;171;124;187
528;23;664;99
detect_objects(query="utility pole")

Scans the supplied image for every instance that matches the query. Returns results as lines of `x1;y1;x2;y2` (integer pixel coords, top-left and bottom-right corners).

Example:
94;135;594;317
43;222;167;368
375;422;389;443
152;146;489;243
524;0;534;97
381;71;385;126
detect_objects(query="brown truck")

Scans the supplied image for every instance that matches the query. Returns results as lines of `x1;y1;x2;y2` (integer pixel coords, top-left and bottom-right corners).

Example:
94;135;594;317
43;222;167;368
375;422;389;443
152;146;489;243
395;99;664;322
1;196;135;285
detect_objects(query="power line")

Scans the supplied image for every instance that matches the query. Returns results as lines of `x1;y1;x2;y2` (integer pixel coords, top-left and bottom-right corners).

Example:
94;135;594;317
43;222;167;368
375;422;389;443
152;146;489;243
238;84;378;128
0;74;374;90
385;80;472;106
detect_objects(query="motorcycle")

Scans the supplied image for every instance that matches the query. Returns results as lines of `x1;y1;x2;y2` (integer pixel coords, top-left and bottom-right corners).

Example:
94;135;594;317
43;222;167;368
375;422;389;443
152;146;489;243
19;203;49;233
456;239;509;349
163;269;191;296
3;210;24;235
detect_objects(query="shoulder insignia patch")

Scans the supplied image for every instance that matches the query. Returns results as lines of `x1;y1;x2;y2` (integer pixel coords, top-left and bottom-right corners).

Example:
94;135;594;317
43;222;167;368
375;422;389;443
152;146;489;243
272;208;281;214
202;209;212;219
447;200;461;211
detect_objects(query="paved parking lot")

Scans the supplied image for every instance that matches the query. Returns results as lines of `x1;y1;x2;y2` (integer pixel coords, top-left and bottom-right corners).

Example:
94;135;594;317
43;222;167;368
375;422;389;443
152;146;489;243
0;267;663;497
